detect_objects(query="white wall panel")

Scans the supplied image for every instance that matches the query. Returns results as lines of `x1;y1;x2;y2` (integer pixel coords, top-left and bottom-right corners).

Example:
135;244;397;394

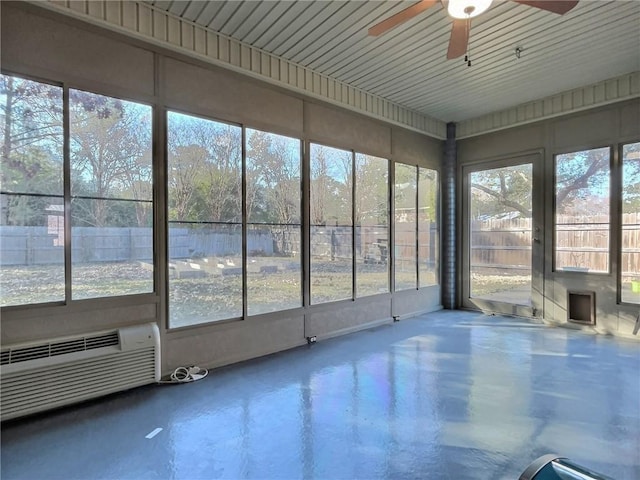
457;72;640;139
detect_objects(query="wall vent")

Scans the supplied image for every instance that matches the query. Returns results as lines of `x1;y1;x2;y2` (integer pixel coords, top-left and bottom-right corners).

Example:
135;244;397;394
0;324;160;421
567;291;595;325
1;332;119;366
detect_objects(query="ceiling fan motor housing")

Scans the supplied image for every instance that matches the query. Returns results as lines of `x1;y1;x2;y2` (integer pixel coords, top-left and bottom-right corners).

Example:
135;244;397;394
446;0;493;19
368;0;579;61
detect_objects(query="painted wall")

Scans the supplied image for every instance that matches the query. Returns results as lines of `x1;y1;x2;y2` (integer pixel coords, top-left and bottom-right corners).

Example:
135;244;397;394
458;99;640;338
0;3;443;373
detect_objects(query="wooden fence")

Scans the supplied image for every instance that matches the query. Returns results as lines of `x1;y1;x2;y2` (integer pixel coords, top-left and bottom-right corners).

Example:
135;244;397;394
471;213;640;275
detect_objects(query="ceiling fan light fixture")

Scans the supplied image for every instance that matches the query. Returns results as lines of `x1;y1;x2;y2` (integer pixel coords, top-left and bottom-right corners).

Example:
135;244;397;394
447;0;493;19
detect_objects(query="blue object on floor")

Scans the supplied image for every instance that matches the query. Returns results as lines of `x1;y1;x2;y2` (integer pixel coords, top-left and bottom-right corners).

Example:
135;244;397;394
520;454;614;480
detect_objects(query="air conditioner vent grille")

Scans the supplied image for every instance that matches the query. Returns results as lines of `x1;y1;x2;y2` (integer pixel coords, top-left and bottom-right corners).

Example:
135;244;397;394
50;339;86;356
86;332;119;349
0;332;120;366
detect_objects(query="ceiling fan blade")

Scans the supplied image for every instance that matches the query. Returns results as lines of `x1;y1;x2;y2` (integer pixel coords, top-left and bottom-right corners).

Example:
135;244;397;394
447;19;469;59
511;0;579;15
368;0;438;36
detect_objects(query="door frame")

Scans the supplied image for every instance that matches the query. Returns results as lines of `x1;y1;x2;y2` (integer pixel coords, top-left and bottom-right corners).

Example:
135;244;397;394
460;151;544;318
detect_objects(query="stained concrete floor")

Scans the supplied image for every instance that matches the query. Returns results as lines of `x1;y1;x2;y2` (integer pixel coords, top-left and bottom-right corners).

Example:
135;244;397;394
2;310;639;480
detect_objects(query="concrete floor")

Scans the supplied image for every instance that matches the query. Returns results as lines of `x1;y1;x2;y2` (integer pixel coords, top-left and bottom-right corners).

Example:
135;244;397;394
2;310;639;480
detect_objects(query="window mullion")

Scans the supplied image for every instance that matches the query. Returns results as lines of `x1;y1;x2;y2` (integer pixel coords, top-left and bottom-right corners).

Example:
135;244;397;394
352;151;356;300
302;140;310;308
63;85;72;303
242;126;248;319
415;166;420;290
390;161;395;293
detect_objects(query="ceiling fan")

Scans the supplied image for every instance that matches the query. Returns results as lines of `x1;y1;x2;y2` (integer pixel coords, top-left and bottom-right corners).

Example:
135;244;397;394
368;0;579;61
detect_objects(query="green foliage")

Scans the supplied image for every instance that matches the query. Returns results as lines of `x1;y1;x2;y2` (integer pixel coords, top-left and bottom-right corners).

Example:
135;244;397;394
70;91;152;227
471;164;532;219
623;142;640;212
246;129;300;225
395;163;417;213
310;144;351;226
555;148;610;215
1;75;64;225
167;112;242;224
418;167;438;223
1;75;153;228
356;154;388;226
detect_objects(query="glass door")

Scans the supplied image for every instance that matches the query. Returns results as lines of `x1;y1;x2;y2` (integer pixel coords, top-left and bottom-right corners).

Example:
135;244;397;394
462;155;543;317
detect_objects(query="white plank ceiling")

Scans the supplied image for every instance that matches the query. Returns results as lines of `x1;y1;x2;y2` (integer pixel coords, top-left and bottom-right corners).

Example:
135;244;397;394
143;0;640;123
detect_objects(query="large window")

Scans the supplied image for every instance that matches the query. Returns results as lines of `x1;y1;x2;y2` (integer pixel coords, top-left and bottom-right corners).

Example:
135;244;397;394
621;142;640;304
355;153;389;297
246;128;302;315
310;143;353;304
1;75;154;307
69;89;153;299
167;111;242;327
394;163;417;290
418;167;439;287
1;75;64;306
555;147;610;273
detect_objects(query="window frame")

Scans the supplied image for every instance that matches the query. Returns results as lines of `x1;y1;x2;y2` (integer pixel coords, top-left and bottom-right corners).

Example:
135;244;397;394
354;152;390;298
0;71;158;311
307;141;355;305
68;86;156;301
0;71;66;309
165;111;310;329
618;139;640;305
393;162;419;292
244;126;304;317
418;166;440;288
165;109;244;328
552;145;613;276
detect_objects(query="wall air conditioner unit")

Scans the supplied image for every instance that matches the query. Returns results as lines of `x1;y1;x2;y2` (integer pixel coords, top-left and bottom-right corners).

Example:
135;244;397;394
1;323;160;421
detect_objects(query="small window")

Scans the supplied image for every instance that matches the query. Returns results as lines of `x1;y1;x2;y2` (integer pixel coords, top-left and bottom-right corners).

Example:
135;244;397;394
621;142;640;304
0;75;65;307
555;147;610;273
69;89;154;299
310;143;353;304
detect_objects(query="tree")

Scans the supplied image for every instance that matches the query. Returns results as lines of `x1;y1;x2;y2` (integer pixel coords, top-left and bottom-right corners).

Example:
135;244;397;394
168;144;207;221
200;124;242;223
310;145;350;226
265;135;300;225
622;142;640;212
69;92;152;227
355;154;387;226
555;148;610;216
167;113;241;225
418;167;438;224
471;149;615;219
246;129;300;224
470;164;532;219
246;129;301;254
1;74;63;225
394;163;417;222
